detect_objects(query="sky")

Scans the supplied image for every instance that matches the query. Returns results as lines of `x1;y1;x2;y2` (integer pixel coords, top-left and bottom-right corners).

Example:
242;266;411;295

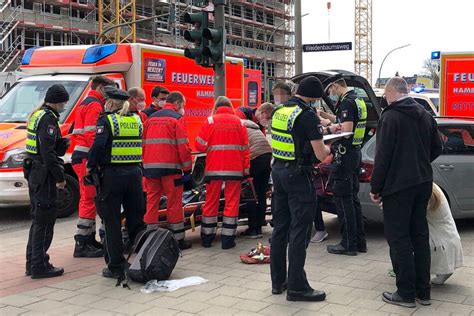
301;0;474;86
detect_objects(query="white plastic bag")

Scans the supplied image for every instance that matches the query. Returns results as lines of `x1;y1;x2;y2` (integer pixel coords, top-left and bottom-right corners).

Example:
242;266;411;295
141;276;208;293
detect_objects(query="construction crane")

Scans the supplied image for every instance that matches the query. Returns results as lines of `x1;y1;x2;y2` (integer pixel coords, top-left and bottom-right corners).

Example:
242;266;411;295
354;0;372;84
98;0;137;44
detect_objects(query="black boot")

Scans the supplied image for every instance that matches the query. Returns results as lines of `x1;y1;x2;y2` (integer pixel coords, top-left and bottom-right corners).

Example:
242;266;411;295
221;235;236;249
73;235;104;258
178;239;193;250
201;234;215;248
31;265;64;279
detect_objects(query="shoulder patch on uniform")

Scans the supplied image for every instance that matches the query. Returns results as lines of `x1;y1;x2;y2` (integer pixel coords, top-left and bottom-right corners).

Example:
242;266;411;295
342;110;348;119
47;125;56;136
96;125;104;134
317;124;324;135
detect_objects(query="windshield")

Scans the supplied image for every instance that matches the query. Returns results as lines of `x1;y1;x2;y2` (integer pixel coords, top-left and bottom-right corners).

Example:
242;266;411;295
0;80;87;123
430;97;440;110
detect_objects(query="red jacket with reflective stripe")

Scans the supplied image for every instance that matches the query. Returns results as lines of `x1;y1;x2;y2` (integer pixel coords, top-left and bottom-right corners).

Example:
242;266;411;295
196;106;250;180
142;103;192;178
71;90;105;163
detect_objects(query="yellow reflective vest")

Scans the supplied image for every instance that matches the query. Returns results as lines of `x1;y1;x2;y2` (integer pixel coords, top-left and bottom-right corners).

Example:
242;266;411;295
106;113;143;163
26;109;58;154
271;105;304;160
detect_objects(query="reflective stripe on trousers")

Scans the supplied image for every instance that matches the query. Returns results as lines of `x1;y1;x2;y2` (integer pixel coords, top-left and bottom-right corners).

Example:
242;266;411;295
201;216;218;235
76;217;95;236
168;222;185;241
221;216;237;236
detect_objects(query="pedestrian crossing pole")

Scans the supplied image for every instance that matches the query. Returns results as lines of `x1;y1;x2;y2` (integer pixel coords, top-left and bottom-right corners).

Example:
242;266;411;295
212;0;226;99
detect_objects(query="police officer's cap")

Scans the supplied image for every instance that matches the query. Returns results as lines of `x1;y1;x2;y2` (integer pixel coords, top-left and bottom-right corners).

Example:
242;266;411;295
104;86;130;101
323;74;345;92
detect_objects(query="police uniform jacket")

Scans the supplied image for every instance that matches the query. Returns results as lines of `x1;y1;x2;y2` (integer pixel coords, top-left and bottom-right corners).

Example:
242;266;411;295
26;106;67;183
87;111;141;169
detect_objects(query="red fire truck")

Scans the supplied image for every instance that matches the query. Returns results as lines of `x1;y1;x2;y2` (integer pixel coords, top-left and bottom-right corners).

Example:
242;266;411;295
0;43;261;217
439;52;474;118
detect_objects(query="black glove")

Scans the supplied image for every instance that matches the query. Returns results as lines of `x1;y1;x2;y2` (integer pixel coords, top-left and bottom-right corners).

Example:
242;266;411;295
174;172;192;186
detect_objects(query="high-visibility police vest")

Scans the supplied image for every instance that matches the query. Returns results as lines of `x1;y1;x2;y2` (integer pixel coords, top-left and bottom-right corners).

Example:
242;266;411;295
352;98;367;146
26;109;58;154
271;105;304;160
106;113;143;163
338;93;367;146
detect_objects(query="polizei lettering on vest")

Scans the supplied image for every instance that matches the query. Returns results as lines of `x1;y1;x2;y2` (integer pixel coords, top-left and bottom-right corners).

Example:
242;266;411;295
120;122;139;129
274;112;288;122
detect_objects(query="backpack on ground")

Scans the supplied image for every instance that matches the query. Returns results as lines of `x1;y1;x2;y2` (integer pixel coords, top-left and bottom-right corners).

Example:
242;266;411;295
128;228;180;283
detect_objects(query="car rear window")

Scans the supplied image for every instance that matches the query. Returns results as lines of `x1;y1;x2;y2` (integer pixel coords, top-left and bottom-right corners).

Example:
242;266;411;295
438;125;474;155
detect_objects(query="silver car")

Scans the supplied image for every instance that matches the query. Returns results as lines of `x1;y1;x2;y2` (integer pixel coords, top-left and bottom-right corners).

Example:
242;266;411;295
359;117;474;222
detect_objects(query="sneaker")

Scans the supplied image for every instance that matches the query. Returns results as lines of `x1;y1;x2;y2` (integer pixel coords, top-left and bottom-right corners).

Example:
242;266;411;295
327;243;357;256
310;231;328;243
240;228;263;239
416;297;431;306
431;273;453;285
382;291;416;308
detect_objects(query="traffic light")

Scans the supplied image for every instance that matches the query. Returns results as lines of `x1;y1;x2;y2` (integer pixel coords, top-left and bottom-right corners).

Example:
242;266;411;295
203;26;224;65
183;12;210;67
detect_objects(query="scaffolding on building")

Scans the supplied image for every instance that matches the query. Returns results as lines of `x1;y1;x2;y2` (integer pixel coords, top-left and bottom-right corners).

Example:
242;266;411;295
354;0;372;84
0;0;295;90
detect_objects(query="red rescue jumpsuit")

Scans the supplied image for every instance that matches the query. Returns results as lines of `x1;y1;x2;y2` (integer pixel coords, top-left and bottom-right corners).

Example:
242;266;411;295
142;103;192;240
195;106;250;247
71;90;106;242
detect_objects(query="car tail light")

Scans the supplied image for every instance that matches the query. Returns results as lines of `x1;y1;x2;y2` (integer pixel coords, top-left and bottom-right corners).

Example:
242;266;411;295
359;160;373;183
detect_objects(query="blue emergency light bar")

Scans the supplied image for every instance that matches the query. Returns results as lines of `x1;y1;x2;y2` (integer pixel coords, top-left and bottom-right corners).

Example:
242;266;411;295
431;51;441;59
82;44;118;64
21;47;40;65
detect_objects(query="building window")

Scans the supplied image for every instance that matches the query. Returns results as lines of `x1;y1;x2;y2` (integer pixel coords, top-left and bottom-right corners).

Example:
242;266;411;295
232;4;241;17
244;29;253;39
245;8;253;20
266;13;274;26
256;11;264;23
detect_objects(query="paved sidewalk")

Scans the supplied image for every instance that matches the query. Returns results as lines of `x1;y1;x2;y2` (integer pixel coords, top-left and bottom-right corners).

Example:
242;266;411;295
0;215;473;315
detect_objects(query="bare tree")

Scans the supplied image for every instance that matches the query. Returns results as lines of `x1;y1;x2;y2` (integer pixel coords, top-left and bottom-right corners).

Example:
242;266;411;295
422;58;440;88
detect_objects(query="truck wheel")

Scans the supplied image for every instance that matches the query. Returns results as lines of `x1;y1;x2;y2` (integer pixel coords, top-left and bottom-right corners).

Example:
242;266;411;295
56;174;79;218
191;158;205;188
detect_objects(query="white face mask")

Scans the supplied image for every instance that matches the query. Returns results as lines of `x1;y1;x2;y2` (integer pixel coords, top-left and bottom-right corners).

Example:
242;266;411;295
137;101;146;111
274;96;281;105
178;108;185;116
158;100;166;107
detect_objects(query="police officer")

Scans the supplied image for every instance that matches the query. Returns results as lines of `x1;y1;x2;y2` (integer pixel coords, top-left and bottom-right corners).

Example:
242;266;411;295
325;76;368;256
270;76;331;302
86;87;146;280
24;84;70;278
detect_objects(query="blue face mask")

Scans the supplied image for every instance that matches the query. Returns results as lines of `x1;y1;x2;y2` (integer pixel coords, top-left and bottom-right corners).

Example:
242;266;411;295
308;100;321;109
329;95;339;104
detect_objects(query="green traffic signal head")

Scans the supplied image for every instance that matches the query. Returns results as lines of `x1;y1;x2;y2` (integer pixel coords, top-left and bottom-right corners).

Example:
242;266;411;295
203;46;222;63
203;28;222;44
184;29;202;43
183;12;207;28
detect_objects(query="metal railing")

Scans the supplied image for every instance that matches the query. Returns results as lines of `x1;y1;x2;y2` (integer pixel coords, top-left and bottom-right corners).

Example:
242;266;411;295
0;35;21;72
0;4;20;45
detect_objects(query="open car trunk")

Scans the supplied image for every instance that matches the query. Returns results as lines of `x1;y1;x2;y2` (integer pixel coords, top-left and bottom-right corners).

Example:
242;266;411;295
291;70;382;145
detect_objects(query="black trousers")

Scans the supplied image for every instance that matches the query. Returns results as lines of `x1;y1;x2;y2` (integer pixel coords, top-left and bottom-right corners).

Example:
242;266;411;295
97;165;146;273
25;167;58;273
332;148;365;251
313;197;331;231
270;161;316;292
383;181;432;300
248;153;272;230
